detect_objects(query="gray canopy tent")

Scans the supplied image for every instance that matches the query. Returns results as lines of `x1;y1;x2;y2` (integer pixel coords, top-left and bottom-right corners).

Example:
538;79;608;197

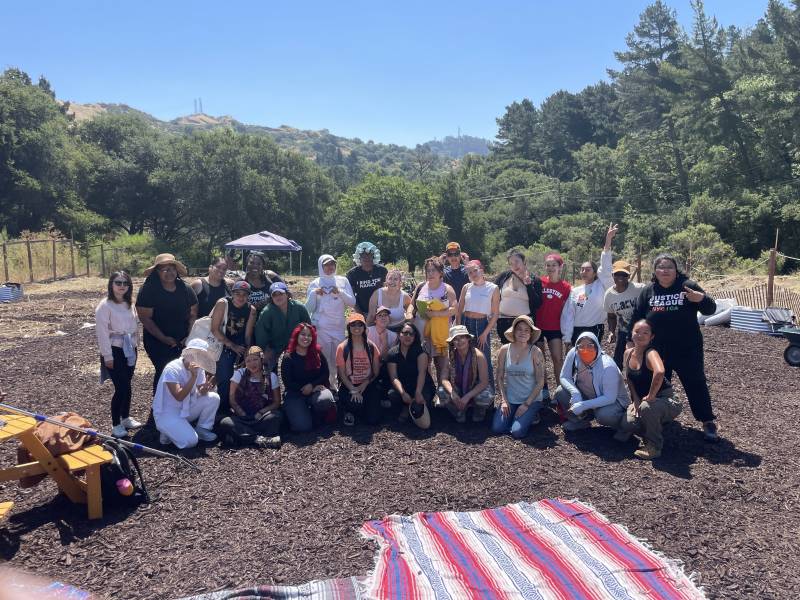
224;231;303;274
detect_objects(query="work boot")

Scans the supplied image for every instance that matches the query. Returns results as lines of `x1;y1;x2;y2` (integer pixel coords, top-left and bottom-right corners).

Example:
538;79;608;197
634;443;661;460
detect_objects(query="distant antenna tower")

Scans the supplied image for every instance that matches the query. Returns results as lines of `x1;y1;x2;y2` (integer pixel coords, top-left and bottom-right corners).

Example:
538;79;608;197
193;99;198;113
458;126;461;139
199;97;203;114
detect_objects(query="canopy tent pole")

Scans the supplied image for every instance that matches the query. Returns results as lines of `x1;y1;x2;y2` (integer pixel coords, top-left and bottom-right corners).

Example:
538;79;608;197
289;251;293;275
299;251;302;275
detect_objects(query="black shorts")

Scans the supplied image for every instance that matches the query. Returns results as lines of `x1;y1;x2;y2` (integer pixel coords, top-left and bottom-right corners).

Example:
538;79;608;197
539;329;562;342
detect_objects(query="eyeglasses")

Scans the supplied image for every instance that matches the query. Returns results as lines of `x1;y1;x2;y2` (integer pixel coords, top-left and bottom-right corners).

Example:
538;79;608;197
399;330;415;337
113;280;129;287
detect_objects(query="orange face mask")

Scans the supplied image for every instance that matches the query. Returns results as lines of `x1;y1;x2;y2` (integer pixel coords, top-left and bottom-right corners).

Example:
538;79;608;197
577;346;598;365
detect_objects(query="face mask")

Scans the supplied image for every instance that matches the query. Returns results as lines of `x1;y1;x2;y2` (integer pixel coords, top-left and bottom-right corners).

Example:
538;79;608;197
577;346;598;365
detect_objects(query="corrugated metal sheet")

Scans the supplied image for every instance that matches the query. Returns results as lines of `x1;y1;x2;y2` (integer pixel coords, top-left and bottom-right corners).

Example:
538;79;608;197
0;284;23;303
730;307;779;336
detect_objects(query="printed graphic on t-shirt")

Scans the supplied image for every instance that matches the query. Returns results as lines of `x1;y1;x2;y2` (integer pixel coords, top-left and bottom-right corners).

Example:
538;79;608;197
227;314;247;337
543;287;565;301
356;277;382;290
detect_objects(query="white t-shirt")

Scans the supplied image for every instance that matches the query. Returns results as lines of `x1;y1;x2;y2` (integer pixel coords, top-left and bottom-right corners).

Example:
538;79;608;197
603;282;645;333
231;367;280;389
463;281;498;315
153;358;207;418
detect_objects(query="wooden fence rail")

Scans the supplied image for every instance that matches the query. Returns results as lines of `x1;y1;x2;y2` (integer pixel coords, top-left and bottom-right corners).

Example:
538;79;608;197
706;282;800;317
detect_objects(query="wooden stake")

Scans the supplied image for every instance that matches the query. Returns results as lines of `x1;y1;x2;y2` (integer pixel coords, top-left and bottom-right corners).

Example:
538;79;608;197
51;239;57;281
2;242;8;282
100;245;106;278
26;240;33;283
767;247;777;307
69;239;75;278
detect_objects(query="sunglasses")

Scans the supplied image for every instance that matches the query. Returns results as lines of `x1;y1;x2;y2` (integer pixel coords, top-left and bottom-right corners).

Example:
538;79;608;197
399;330;415;337
349;322;365;328
113;280;130;287
446;252;460;257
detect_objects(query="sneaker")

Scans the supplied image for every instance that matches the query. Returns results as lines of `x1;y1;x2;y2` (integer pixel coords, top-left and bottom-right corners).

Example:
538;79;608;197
121;417;143;429
343;412;355;427
702;421;720;442
634;443;661;460
255;435;282;449
195;427;218;443
472;406;488;423
563;419;591;432
159;432;170;445
112;424;128;438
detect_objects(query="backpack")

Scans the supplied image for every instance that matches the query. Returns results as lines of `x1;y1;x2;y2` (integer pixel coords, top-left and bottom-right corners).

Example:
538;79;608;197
100;438;150;509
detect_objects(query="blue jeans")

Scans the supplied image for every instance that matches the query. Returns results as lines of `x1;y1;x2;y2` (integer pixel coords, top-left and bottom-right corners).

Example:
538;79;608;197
215;348;239;415
462;316;494;391
283;388;336;432
491;399;543;439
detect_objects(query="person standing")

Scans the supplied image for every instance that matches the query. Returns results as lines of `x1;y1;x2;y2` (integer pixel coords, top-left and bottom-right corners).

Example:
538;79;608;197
136;254;198;394
254;282;311;371
494;249;543;340
210;280;256;416
347;242;388;315
561;224;617;346
191;256;231;317
535;253;571;399
306;254;356;389
95;271;141;438
243;251;283;315
630;254;720;442
442;242;470;302
604;260;645;369
456;260;499;392
366;269;411;330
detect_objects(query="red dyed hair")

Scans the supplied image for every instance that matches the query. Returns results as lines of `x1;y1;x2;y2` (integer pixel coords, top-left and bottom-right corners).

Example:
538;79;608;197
286;323;322;370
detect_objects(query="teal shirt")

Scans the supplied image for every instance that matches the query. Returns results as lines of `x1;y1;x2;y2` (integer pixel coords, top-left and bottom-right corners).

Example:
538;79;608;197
254;299;311;354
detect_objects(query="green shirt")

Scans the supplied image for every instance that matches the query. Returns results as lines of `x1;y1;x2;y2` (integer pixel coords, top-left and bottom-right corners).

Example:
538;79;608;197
254;299;311;354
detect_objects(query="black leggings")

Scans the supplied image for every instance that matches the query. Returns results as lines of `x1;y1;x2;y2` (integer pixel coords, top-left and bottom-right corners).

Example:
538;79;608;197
338;380;384;425
107;346;136;425
571;324;605;345
660;344;715;423
144;337;182;394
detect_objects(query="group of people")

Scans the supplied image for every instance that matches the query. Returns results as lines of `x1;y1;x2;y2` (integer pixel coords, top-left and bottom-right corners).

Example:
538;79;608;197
95;228;720;460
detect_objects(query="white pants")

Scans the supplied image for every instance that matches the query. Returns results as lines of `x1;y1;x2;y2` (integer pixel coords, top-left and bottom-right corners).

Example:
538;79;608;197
317;327;344;389
155;392;220;449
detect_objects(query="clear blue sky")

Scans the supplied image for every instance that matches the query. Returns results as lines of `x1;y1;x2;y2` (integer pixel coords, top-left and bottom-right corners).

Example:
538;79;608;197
0;1;769;147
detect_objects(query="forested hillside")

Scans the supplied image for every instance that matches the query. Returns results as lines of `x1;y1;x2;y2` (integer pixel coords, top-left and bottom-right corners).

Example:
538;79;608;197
1;0;798;274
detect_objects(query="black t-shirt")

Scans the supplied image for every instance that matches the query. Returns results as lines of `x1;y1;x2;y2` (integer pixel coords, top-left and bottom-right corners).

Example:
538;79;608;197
347;265;388;313
386;344;433;392
444;265;469;302
136;277;198;343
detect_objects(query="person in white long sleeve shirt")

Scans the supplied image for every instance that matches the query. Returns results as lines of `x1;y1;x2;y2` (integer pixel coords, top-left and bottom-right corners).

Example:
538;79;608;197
95;271;141;438
306;254;356;389
561;223;617;346
554;331;636;441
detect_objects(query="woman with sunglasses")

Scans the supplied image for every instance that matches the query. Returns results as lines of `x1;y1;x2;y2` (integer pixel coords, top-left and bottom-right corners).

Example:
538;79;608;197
630;254;719;442
96;271;141;438
335;313;382;426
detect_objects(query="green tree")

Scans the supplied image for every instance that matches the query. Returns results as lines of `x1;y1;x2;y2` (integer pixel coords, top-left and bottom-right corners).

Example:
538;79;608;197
493;99;541;162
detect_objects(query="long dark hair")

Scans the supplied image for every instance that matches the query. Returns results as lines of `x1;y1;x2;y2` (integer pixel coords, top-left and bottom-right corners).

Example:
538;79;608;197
397;319;423;353
286;323;321;370
650;253;687;285
107;271;133;306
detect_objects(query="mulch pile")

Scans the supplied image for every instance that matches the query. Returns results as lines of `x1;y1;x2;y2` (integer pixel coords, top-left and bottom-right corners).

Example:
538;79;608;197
0;282;798;599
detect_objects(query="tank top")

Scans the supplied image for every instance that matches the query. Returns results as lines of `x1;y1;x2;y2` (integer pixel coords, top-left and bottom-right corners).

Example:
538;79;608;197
499;277;529;318
197;279;230;317
225;298;252;345
463;281;497;315
378;288;407;326
626;348;668;398
503;344;536;404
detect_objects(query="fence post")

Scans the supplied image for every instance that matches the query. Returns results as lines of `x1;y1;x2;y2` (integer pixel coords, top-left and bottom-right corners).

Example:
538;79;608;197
100;245;106;277
86;245;90;277
636;247;642;283
69;240;76;278
767;248;777;307
2;242;8;282
26;240;33;283
51;239;57;281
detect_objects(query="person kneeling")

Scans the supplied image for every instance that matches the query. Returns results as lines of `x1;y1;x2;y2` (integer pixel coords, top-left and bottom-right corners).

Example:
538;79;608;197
278;324;337;432
439;325;493;423
153;339;220;448
336;313;383;426
624;319;682;460
554;332;636;441
218;346;282;448
492;315;545;439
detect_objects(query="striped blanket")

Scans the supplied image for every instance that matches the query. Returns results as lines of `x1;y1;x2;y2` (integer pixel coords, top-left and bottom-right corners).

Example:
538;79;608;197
178;577;365;600
360;498;706;600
